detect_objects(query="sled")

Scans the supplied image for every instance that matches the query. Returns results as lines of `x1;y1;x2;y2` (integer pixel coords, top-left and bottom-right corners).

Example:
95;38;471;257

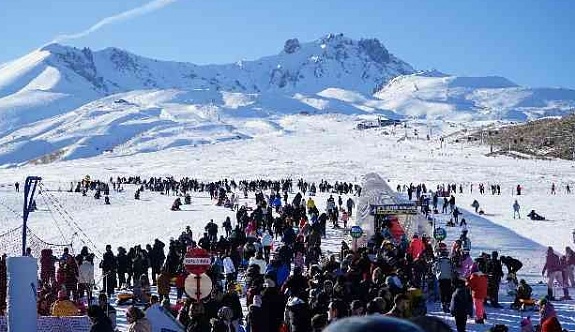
519;298;536;311
116;291;134;305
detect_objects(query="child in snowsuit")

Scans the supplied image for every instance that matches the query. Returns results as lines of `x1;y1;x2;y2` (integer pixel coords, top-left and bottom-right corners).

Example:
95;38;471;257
467;264;488;324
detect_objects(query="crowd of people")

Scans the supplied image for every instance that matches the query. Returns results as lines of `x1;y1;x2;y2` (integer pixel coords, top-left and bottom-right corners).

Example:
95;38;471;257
3;176;574;332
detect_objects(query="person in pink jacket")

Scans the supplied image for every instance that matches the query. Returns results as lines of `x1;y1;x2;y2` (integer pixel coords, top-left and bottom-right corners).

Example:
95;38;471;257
542;246;571;300
457;251;475;279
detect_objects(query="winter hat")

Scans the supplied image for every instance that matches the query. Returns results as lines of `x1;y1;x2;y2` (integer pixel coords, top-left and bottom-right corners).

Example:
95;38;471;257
520;316;534;332
57;290;68;300
470;263;479;274
252;294;262;307
217;306;234;320
264;278;276;288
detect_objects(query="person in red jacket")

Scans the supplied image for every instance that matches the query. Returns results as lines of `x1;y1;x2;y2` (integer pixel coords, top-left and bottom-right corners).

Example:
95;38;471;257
467;263;488;324
407;234;425;261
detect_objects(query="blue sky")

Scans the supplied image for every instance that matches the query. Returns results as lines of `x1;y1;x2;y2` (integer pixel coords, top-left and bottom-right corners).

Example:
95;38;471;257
1;0;573;88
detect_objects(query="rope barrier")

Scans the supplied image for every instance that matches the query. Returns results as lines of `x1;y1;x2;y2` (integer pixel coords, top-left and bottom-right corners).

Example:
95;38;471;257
0;197;23;219
39;184;103;257
39;190;69;244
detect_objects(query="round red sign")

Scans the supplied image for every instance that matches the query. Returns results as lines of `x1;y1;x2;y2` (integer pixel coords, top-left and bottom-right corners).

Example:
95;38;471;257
184;247;211;275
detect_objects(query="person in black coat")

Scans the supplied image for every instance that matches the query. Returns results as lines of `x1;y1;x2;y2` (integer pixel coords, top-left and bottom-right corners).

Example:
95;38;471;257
500;255;523;284
246;299;264;332
87;305;114;332
487;251;504;307
285;292;312;332
99;245;117;297
150;239;166;284
261;279;285;332
449;279;473;332
186;302;210;332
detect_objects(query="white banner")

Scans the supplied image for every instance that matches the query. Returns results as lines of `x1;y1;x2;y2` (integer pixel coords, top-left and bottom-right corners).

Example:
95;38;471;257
0;316;91;332
183;257;211;265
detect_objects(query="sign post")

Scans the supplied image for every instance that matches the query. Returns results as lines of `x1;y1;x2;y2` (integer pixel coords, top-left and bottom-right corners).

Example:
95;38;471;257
183;248;212;301
184;273;212;301
434;227;447;242
350;226;363;252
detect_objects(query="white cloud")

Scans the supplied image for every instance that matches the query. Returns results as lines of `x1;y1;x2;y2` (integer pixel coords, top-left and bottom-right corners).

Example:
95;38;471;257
50;0;177;44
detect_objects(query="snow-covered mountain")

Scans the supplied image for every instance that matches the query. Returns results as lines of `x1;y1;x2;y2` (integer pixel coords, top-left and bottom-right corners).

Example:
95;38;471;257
0;33;412;133
375;70;575;121
0;33;574;166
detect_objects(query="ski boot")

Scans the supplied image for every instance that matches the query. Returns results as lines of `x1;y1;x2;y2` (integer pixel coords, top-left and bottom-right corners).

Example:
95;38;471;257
547;288;556;301
561;288;572;300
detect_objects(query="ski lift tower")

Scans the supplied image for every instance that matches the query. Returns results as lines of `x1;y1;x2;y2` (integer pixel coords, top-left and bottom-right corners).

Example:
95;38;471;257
22;176;42;255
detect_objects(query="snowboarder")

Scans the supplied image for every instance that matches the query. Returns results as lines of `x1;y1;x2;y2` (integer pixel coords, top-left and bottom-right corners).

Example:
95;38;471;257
513;200;520;219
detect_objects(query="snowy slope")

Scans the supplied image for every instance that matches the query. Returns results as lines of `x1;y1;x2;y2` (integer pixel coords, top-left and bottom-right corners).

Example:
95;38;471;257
375;71;575;121
0;89;393;166
0;115;574;331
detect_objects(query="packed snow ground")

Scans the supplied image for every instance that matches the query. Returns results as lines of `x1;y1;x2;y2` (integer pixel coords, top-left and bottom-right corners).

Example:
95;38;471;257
0;114;574;331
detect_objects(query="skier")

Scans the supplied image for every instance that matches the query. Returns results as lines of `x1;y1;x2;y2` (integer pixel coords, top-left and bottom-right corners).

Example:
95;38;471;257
516;185;522;196
551;183;556;195
14;182;19;192
513;200;520;219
